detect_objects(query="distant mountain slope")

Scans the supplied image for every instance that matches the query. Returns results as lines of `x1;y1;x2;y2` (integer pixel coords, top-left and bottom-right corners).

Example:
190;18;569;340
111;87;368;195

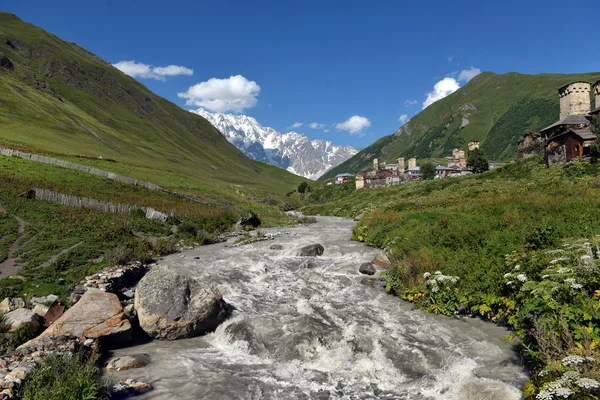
193;109;358;180
0;12;303;193
320;71;600;180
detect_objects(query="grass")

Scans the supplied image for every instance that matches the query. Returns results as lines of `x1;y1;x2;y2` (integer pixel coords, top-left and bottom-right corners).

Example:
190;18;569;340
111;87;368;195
320;71;600;180
306;157;600;397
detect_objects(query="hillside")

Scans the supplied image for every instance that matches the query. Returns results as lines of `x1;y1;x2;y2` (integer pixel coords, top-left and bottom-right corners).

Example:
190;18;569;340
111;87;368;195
0;12;305;195
320;71;600;180
193;108;358;180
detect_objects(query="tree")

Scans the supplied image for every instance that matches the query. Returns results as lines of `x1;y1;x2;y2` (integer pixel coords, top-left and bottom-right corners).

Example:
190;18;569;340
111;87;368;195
421;162;436;180
467;148;489;173
297;181;310;199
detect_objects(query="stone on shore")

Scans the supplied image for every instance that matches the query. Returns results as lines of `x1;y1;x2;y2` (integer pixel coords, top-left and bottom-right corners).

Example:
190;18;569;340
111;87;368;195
2;309;41;333
134;264;228;340
371;247;392;269
296;244;324;257
20;290;131;349
359;263;376;275
0;298;25;314
106;354;150;372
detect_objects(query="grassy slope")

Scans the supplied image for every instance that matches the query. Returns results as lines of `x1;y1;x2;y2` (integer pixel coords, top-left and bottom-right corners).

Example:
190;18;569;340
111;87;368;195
0;12;306;196
321;71;600;180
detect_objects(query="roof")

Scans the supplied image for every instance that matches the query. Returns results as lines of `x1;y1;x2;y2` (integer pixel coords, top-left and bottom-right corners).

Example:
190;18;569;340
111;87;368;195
570;129;597;141
335;173;354;178
590;106;600;115
540;114;591;133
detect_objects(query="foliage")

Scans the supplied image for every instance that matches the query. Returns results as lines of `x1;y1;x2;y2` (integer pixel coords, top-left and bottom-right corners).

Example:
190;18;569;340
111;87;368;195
420;162;436;180
0;320;38;355
467;148;489;173
14;350;107;400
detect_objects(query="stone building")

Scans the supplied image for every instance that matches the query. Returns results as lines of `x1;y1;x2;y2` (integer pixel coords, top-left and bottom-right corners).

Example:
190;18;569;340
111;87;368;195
407;158;417;169
447;149;467;168
518;80;599;164
468;141;480;151
355;157;408;190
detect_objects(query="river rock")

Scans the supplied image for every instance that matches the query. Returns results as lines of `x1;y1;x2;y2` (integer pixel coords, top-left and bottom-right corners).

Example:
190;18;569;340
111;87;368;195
32;304;49;318
270;244;284;250
371;247;392;268
0;298;25;314
2;309;40;333
359;263;376;275
110;379;153;397
20;290;131;349
134;264;228;340
296;244;324;257
106;354;150;372
30;294;58;306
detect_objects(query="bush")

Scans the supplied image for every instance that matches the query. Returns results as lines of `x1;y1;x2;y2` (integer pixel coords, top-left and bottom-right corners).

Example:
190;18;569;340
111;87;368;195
526;224;558;249
0;323;39;356
467;148;489;173
106;246;133;265
178;222;198;236
153;237;176;256
15;350;107;400
421;162;436;180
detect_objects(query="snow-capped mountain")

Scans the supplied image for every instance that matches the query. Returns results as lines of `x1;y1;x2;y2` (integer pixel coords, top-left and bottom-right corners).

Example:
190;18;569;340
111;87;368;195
192;109;359;180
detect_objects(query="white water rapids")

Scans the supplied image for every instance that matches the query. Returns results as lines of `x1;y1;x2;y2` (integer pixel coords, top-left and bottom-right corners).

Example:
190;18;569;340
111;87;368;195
108;217;527;399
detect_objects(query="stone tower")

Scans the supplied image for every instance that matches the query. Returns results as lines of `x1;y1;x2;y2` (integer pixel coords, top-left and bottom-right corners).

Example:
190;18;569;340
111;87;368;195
396;157;405;175
373;158;379;170
559;82;591;119
468;141;480;151
408;158;416;169
594;80;600;110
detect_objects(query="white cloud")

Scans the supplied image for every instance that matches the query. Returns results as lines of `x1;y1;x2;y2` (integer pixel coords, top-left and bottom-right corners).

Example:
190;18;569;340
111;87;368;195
398;114;409;124
113;60;193;81
447;55;454;62
323;129;330;133
336;115;371;135
289;122;303;129
309;122;326;129
458;67;481;82
404;99;417;107
422;77;461;109
177;75;261;113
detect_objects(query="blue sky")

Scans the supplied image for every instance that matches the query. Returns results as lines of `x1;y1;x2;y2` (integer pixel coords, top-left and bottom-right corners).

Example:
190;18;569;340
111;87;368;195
3;0;599;148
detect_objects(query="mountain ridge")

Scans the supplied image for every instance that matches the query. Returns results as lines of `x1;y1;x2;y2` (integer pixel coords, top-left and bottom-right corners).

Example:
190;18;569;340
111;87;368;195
193;109;358;180
320;71;600;180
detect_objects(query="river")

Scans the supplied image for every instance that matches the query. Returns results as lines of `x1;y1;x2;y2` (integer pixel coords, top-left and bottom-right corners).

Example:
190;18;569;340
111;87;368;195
108;217;527;399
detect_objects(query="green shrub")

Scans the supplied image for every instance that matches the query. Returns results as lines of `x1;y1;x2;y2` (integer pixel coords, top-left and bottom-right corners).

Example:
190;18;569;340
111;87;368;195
15;350;107;400
106;246;133;265
178;222;198;236
153;237;176;256
526;223;559;249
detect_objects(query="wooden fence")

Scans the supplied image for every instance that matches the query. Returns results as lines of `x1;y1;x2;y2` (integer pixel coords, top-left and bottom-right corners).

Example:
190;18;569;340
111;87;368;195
32;188;169;222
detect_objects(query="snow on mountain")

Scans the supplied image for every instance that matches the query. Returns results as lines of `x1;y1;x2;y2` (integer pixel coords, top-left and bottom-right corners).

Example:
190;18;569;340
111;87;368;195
192;109;359;180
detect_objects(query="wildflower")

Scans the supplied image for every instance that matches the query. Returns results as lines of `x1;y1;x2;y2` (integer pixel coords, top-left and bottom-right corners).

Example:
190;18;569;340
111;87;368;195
431;286;439;293
505;281;514;286
561;371;579;381
538;370;550;377
586;356;595;362
503;273;512;279
513;265;520;271
571;283;583;290
550;259;560;265
562;355;585;366
581;255;592;261
553;387;574;398
423;272;431;279
542;274;550;279
575;378;600;389
434;271;442;275
536;390;552;400
516;274;527;282
557;267;571;274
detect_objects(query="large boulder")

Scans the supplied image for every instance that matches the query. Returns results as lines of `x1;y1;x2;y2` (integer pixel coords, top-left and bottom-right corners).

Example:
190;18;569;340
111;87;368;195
359;263;376;275
134;265;228;340
296;244;324;257
106;354;150;372
0;298;25;314
2;309;41;333
20;290;131;349
371;247;392;269
235;212;262;229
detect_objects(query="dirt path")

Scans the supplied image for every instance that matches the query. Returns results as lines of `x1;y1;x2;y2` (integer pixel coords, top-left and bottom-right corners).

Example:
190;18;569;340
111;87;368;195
0;200;30;279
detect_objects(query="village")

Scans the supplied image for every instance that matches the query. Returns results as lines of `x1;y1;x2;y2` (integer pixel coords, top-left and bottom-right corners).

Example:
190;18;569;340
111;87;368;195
335;79;600;190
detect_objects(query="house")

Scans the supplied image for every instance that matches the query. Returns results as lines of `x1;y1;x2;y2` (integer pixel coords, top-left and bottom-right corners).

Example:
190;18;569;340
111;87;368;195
468;141;480;151
335;173;354;184
519;81;599;165
447;149;467;168
355;157;406;189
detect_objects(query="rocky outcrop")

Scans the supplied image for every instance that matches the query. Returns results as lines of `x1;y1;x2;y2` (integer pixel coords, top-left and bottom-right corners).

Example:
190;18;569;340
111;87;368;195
20;291;131;349
70;261;147;303
2;309;40;333
106;354;150;372
371;247;392;269
0;298;25;314
359;263;376;275
517;132;545;160
0;54;13;70
296;244;324;257
134;265;228;340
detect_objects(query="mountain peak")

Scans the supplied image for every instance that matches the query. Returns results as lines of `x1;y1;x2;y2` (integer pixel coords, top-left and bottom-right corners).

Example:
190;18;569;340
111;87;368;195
192;109;358;180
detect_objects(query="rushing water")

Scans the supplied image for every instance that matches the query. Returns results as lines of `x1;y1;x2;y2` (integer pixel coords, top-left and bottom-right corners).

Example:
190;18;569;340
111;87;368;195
108;217;527;399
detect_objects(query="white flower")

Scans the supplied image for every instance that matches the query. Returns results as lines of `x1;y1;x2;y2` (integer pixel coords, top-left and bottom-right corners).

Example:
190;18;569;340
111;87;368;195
431;286;439;293
516;274;527;282
536;390;552;400
513;265;521;271
542;274;550;279
423;272;431;279
571;283;583;290
553;387;574;398
434;271;442;275
503;273;512;279
581;255;592;261
506;281;514;286
562;355;585;366
575;378;600;389
561;371;579;381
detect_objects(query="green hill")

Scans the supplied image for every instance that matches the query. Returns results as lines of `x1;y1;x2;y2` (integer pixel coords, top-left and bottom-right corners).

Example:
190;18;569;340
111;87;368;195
0;12;305;194
320;71;600;180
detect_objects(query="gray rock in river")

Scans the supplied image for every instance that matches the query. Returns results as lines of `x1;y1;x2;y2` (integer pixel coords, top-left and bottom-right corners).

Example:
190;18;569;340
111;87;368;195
296;244;324;257
270;244;284;250
359;263;376;275
106;353;150;372
134;264;228;340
